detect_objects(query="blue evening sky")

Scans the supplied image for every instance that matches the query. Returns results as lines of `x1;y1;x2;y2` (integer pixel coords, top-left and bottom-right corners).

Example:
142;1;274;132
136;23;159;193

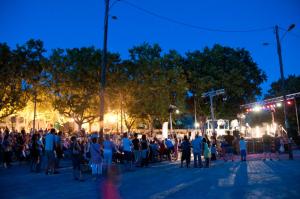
1;0;300;96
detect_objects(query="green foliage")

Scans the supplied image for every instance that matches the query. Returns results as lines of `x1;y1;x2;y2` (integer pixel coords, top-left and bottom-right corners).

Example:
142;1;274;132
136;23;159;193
0;40;47;119
184;44;267;119
125;43;188;128
1;39;267;130
266;75;300;98
48;47;121;129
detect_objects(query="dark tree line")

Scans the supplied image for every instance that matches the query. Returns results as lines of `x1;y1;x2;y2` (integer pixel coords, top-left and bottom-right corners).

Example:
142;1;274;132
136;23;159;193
0;39;268;130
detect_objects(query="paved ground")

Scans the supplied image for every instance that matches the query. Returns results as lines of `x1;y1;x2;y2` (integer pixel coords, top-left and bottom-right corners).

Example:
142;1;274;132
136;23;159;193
1;156;300;199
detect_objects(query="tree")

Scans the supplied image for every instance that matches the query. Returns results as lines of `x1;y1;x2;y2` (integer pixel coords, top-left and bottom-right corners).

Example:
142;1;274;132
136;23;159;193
124;43;188;129
184;44;267;120
0;43;28;119
48;47;120;130
266;75;300;98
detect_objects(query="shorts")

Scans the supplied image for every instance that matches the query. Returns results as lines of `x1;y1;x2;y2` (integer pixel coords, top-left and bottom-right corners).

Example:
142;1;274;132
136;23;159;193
240;149;246;157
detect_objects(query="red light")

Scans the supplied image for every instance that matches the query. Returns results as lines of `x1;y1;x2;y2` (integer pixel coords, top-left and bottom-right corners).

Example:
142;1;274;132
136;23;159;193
287;101;292;105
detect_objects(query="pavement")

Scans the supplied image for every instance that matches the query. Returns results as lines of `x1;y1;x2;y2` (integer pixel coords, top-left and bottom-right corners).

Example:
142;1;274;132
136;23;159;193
0;155;300;199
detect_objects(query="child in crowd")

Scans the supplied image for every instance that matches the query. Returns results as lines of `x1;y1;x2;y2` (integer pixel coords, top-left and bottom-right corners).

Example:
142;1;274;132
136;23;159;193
239;137;247;161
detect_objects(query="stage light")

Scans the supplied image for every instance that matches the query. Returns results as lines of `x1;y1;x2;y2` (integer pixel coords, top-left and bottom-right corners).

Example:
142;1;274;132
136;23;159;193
276;102;282;107
253;106;261;112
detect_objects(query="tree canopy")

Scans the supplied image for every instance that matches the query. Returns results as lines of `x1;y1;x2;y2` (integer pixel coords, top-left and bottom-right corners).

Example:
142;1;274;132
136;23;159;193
184;44;267;120
0;40;47;119
1;39;268;131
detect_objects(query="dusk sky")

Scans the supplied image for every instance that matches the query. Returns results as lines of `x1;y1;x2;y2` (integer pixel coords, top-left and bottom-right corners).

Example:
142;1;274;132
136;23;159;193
1;0;300;96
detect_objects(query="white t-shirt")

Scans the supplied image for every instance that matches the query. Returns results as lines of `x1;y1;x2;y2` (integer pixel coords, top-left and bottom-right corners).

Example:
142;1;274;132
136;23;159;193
122;138;132;152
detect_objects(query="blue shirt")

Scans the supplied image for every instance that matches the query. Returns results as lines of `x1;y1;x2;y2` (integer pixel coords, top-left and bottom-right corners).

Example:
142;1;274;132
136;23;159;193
165;139;173;149
45;133;55;151
192;136;202;153
103;140;114;150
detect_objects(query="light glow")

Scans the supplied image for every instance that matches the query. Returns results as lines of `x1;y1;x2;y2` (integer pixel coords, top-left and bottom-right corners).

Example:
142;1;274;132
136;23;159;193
253;106;262;112
276;102;282;107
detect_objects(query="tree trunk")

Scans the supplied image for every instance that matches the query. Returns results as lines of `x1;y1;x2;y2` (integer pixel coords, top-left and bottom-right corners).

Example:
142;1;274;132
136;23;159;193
76;121;83;131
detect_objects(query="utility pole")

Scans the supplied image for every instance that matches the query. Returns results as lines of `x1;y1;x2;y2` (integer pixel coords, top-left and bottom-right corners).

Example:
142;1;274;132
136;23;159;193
294;98;300;136
120;95;123;133
275;25;289;136
202;89;225;135
33;92;37;133
194;93;197;129
274;24;296;160
99;0;110;135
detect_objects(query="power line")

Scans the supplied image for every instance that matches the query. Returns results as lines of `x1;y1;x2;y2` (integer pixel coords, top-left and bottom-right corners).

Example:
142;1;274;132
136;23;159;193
121;0;273;33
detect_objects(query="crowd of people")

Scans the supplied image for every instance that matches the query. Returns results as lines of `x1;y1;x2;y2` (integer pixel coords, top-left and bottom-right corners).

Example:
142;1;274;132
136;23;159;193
0;127;295;181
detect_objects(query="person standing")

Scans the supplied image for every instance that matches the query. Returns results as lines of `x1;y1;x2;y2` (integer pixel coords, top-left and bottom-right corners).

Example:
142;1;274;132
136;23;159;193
224;131;234;162
132;133;140;166
140;135;149;167
165;138;174;161
274;134;281;160
203;138;211;168
288;137;294;160
36;133;43;172
30;134;40;172
239;137;247;161
191;134;203;168
210;137;217;161
45;128;57;175
70;136;84;181
262;132;272;161
180;135;191;168
2;132;12;168
173;136;179;161
103;135;114;171
55;131;63;169
90;137;102;180
121;133;132;170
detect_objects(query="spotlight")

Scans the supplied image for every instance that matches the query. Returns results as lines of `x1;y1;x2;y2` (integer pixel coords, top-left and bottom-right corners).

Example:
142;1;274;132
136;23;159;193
276;102;282;107
253;106;261;112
